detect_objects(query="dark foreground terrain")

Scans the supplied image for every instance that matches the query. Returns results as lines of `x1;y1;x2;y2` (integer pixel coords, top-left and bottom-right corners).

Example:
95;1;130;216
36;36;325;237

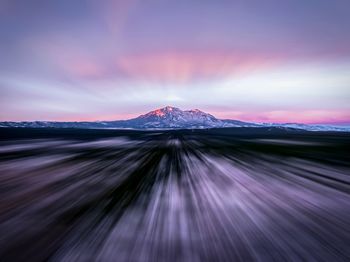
0;128;349;261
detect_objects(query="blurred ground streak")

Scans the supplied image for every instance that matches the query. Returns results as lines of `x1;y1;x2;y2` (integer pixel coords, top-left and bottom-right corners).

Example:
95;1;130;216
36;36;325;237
0;128;349;261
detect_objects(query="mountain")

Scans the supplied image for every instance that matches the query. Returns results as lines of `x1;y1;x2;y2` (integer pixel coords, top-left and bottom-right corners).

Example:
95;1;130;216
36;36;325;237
119;106;224;129
0;106;254;129
0;106;349;131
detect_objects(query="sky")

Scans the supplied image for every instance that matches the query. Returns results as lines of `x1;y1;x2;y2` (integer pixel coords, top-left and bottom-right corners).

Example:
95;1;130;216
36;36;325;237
1;0;350;124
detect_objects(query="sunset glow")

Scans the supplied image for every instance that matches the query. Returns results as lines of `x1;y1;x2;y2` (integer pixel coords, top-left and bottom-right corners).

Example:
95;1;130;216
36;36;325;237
1;0;349;124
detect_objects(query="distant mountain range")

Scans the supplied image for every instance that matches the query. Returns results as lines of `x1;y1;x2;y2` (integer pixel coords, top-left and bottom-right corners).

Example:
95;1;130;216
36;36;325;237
0;106;349;132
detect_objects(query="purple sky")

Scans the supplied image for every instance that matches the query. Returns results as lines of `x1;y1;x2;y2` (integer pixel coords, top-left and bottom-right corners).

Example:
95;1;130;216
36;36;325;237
1;0;350;123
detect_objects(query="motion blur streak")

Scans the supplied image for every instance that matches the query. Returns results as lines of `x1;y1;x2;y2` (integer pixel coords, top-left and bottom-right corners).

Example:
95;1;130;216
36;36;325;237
0;129;349;261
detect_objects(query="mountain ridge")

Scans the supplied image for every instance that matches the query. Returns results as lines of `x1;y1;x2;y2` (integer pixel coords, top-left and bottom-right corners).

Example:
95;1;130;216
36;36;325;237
0;106;349;132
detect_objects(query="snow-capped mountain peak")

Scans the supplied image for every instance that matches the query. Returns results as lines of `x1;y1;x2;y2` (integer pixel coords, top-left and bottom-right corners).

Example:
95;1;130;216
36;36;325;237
140;106;181;118
134;106;222;128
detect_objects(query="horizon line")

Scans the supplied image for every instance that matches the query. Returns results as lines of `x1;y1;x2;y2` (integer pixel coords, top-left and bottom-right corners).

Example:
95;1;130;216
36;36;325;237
1;106;349;126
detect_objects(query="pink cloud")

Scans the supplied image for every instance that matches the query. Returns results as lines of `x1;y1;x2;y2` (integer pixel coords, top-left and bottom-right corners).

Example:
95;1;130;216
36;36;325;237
40;48;282;82
116;50;282;82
